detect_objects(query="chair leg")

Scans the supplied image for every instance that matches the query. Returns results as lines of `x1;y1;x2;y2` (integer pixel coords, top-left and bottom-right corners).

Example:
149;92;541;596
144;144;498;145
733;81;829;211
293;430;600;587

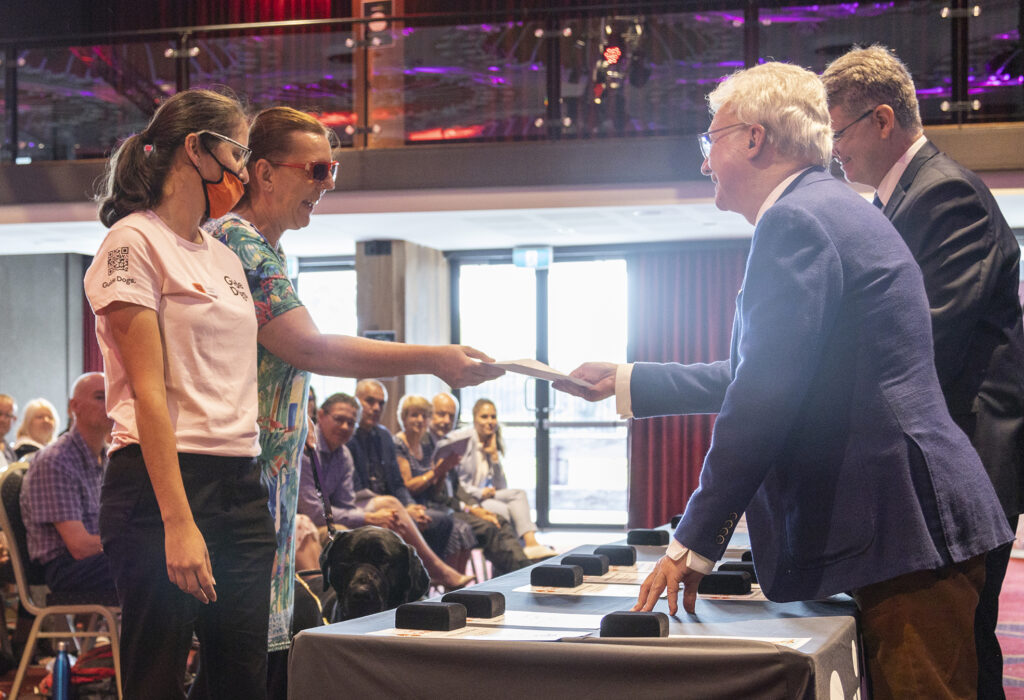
470;548;489;582
61;613;85;655
79;613;103;654
98;610;123;700
10;612;46;699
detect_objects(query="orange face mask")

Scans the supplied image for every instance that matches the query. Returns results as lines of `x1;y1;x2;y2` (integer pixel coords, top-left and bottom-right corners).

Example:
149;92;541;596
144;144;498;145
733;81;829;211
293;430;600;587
203;167;246;220
194;145;247;220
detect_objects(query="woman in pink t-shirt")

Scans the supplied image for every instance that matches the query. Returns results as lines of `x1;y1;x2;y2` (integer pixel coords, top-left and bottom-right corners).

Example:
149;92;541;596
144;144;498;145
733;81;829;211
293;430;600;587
84;89;276;700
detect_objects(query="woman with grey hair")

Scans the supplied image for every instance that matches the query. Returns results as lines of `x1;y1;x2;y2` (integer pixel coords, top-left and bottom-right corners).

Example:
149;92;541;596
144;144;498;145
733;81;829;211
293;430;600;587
13;398;58;460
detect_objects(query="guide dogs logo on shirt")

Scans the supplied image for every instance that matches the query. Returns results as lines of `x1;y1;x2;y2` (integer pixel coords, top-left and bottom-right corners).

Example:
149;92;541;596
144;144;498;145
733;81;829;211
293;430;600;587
107;246;129;276
102;246;136;288
224;275;249;301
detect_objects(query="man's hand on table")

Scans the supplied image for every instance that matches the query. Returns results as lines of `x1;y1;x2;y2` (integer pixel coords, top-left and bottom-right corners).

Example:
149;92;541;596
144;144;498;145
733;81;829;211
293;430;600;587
632;554;705;616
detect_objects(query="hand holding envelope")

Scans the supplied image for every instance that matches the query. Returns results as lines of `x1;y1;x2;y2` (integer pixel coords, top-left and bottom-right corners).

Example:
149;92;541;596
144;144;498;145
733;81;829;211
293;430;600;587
553;362;619;402
478;358;616;403
487;358;595;389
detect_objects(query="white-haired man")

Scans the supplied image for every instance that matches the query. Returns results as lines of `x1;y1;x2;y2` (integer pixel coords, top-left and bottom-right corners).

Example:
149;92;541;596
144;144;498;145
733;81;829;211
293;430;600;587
823;46;1024;699
556;62;1011;698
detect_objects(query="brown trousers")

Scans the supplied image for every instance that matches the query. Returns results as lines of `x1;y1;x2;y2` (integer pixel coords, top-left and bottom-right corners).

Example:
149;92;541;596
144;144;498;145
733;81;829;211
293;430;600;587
852;555;987;700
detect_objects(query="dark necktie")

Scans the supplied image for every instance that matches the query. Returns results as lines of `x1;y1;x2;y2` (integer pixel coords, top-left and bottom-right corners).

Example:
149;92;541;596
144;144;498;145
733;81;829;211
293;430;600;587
359;430;386;493
872;194;883;209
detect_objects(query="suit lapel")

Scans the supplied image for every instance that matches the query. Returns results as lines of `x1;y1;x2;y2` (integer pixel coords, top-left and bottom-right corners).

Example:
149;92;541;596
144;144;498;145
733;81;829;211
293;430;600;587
883;141;939;218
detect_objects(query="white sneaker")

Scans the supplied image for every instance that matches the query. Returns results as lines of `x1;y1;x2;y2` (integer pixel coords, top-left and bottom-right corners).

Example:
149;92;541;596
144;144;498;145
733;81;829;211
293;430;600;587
523;545;557;559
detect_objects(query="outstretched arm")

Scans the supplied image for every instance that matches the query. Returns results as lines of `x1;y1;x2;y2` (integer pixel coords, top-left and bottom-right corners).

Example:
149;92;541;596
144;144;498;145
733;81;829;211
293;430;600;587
554;360;733;417
258;306;503;388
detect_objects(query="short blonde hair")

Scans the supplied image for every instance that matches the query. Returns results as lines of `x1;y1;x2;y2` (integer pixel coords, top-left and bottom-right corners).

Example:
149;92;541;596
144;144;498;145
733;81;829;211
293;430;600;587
398;394;432;429
822;45;922;131
707;62;832;167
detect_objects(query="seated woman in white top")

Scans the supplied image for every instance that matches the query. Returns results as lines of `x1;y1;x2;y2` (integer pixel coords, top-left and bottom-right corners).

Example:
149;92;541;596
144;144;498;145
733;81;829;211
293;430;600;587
456;399;555;559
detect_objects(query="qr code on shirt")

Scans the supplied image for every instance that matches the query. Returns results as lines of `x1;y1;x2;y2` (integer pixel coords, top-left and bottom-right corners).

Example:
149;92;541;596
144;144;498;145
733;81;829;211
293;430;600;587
107;246;129;276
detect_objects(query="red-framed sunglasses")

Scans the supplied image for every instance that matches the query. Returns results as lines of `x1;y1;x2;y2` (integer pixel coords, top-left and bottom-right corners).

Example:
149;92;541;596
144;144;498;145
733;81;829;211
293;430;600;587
269;160;339;182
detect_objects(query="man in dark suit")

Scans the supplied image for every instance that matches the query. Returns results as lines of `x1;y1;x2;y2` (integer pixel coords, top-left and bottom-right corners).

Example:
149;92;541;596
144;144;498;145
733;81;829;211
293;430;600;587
554;61;1012;699
823;45;1024;699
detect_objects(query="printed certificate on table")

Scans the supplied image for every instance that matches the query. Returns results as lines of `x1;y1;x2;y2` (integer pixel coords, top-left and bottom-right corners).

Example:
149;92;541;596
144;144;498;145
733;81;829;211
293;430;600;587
468;610;605;629
368;626;588;641
514;582;768;602
514;582;657;598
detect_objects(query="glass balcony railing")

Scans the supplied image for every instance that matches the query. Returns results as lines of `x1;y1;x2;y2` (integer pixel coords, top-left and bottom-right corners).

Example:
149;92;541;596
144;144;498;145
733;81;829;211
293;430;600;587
1;1;1021;163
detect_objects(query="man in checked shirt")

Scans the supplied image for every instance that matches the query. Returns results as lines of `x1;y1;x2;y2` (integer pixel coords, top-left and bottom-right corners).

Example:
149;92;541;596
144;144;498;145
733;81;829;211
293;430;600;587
21;372;116;595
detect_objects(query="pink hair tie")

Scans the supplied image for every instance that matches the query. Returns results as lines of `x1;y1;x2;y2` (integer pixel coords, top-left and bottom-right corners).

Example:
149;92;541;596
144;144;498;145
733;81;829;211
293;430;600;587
143;143;154;155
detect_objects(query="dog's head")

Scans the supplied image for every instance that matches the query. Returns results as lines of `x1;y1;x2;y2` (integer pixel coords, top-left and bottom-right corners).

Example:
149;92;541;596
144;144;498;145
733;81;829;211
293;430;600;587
320;525;430;621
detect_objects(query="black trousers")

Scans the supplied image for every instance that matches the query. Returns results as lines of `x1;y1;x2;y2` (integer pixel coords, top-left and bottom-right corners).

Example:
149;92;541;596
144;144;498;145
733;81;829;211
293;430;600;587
43;551;116;596
418;509;455;558
976;515;1017;700
100;446;276;700
453;511;530;577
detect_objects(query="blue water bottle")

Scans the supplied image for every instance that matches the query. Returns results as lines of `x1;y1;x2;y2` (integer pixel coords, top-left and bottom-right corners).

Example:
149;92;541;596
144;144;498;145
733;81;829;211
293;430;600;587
53;641;71;700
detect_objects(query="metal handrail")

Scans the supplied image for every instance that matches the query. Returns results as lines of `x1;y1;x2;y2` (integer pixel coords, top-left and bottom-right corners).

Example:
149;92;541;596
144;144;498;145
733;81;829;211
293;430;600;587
0;1;719;49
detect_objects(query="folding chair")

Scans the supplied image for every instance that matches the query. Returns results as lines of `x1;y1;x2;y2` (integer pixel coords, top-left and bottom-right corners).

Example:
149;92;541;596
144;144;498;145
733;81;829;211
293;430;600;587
0;465;122;699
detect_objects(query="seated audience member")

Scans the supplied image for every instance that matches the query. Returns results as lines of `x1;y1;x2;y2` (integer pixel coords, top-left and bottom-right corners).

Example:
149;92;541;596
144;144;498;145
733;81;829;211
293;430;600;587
307;387;318;426
20;373;115;595
422;393;531;576
0;394;17;466
297;392;472;590
348;380;475;575
395;395;484;575
293;512;322;573
13;398;58;460
457;399;555;559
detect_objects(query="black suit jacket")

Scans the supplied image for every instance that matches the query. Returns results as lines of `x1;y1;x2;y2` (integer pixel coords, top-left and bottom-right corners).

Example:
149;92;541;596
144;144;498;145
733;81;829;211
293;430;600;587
884;141;1024;518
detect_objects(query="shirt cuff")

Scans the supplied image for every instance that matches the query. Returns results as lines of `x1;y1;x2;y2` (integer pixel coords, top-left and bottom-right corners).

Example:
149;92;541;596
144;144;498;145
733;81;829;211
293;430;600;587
666;538;716;575
615;363;634;419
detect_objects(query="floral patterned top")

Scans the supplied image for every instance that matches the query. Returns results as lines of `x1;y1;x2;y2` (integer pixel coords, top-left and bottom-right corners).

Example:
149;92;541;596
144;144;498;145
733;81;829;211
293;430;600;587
207;213;310;652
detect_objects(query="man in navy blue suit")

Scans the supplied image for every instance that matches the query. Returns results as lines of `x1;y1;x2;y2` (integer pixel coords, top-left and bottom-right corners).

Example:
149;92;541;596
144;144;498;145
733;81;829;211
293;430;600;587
823;46;1024;699
554;62;1012;699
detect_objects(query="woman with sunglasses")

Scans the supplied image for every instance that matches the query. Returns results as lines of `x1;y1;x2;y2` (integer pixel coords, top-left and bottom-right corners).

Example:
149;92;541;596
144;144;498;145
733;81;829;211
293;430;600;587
84;89;276;699
205;106;501;697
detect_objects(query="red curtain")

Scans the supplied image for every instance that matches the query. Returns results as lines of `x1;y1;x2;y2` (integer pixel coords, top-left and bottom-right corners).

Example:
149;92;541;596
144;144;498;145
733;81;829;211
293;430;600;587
83;305;103;374
626;242;749;528
89;0;335;33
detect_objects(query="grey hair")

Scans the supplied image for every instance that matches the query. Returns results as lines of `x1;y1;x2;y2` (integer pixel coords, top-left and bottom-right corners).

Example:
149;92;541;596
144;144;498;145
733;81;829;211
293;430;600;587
707;62;832;167
821;45;922;131
355;378;388;402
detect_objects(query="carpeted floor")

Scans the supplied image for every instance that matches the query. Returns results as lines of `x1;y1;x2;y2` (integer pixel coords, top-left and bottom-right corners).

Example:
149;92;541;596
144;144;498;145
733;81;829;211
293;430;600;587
0;665;47;699
999;557;1024;697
